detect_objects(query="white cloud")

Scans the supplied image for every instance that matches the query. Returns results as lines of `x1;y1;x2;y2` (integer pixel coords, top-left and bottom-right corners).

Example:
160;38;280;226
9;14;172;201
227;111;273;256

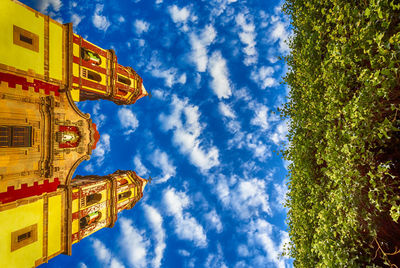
71;13;83;27
147;56;183;87
134;19;150;34
133;155;149;177
84;163;94;173
163;188;207;247
91;238;125;268
118;108;139;135
168;5;190;23
143;205;166;268
119;218;150;268
178;73;187;84
218;102;236;119
93;133;111;166
151;149;176;183
189;25;217;72
273;183;288;211
270;20;290;54
216;177;271;219
208;51;232;99
245;219;290;268
37;0;62;12
250;104;271;130
236;13;258;66
92;4;110;31
178;249;190;256
246;133;271;161
159;95;219;173
205;244;228;268
118;15;125;23
251;66;278;89
156;0;163;4
78;263;88;268
92;103;106;128
204;209;223;233
270;120;288;145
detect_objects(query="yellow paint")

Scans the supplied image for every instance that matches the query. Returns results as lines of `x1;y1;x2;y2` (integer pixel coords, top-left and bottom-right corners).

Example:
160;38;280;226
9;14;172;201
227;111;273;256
73;42;80;58
49;21;63;81
0;0;44;75
72;61;80;78
47;194;62;257
70;88;80;102
72;195;79;213
0;198;43;268
72;219;79;235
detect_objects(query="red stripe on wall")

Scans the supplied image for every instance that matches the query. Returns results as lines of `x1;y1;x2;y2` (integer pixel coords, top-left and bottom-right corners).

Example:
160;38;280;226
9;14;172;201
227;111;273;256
0;178;60;204
0;72;59;96
72;75;107;93
81;39;107;58
73;56;107;75
81;78;107;92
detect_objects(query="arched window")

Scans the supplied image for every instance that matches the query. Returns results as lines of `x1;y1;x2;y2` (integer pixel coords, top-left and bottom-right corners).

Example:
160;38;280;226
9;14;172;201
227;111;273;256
118;190;131;201
117;75;131;86
81;48;102;65
79;211;102;229
85;193;102;206
81;68;102;82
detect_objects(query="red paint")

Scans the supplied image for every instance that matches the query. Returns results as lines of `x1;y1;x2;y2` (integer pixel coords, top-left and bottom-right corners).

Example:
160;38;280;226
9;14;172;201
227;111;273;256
73;56;107;75
92;123;100;150
73;35;107;58
58;125;81;148
0;72;59;96
0;178;60;204
117;65;129;76
72;191;80;200
72;76;108;93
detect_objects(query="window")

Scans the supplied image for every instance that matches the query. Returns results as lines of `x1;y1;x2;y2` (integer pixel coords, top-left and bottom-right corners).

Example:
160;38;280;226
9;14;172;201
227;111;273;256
81;68;102;82
0;126;32;147
80;211;102;229
11;224;38;251
118;191;131;201
117;75;131;86
85;193;102;206
13;25;39;52
81;48;102;65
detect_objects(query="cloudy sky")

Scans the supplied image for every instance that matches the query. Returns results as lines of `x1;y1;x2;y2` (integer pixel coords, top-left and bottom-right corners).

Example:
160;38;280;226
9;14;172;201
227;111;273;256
24;0;292;267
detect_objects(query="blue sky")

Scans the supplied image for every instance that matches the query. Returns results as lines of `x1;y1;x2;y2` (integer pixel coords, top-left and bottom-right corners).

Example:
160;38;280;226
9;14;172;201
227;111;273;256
23;0;292;267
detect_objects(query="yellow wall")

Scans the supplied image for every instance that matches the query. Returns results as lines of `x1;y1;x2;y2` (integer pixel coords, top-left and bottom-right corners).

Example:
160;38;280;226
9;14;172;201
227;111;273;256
47;194;62;257
0;198;44;268
0;0;44;76
49;22;63;81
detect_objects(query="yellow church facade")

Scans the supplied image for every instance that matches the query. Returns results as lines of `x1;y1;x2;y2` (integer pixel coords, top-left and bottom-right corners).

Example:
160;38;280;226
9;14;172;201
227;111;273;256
0;1;149;267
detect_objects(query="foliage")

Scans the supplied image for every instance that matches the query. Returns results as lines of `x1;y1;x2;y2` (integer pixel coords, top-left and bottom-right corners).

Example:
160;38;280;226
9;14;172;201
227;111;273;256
281;0;400;266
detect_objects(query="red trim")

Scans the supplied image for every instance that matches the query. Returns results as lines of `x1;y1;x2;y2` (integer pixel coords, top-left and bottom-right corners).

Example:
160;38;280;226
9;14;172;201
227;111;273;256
72;191;80;200
72;233;78;242
117;65;129;76
115;82;130;91
72;76;107;92
0;72;59;96
73;35;108;57
58;125;81;148
73;56;107;75
92;123;100;150
73;35;80;45
81;78;107;92
0;178;60;204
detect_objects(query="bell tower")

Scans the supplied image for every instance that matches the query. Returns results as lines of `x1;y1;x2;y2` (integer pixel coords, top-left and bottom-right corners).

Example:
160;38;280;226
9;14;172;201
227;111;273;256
68;170;148;247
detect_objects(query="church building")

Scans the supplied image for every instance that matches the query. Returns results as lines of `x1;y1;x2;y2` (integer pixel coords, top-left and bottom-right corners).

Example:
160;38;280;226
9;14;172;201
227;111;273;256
0;1;149;267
